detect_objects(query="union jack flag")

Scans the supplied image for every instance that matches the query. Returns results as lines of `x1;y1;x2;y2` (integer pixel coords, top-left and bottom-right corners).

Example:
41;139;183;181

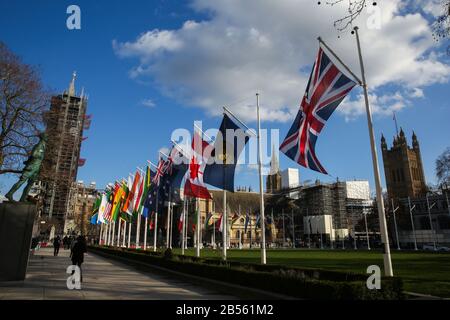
279;45;357;174
152;159;166;186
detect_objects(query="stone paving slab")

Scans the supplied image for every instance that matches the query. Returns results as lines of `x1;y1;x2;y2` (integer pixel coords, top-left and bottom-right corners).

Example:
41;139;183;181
0;247;236;300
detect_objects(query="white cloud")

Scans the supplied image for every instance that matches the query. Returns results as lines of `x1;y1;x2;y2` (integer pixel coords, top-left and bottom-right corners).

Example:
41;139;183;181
141;98;156;108
339;90;408;121
114;0;450;122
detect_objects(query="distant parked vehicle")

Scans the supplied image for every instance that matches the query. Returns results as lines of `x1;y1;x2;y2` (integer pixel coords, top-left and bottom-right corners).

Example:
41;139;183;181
422;245;450;252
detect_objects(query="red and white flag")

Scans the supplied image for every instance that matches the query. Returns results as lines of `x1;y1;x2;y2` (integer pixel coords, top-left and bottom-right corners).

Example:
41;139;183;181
183;130;212;199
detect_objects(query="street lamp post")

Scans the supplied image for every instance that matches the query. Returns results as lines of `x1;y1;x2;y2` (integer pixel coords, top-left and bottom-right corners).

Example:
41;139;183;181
391;199;401;250
426;193;437;251
408;197;418;250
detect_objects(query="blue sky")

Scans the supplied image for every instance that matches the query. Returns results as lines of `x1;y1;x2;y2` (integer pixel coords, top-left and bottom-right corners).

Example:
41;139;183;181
0;0;449;196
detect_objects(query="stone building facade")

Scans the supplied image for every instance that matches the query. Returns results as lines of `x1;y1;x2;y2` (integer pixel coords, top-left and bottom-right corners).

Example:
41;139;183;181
381;129;427;200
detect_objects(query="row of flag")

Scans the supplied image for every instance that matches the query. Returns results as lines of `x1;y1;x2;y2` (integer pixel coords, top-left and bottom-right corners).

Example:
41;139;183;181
90;40;358;238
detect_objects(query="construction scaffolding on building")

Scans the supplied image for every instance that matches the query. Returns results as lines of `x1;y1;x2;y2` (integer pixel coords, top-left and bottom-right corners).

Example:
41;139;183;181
37;73;89;236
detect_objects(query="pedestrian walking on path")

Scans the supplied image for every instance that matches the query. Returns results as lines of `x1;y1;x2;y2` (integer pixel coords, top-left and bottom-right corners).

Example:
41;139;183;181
70;235;87;282
53;236;61;256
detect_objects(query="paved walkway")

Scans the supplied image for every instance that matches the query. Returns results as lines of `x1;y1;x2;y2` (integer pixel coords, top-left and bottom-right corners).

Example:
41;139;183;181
0;247;236;300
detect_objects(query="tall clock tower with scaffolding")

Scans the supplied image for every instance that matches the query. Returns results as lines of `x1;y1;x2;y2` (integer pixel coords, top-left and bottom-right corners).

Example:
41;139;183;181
38;73;91;235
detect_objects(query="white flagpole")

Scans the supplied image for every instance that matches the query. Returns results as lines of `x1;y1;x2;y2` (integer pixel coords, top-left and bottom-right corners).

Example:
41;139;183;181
292;209;295;248
354;26;392;276
181;198;186;255
222;190;227;260
196;198;201;257
391;199;401;250
239;204;242;250
122;221;126;247
166;189;171;248
127;221;131;248
117;219;121;247
256;93;267;264
212;202;216;249
364;211;370;250
109;222;113;246
99;223;104;245
111;221;116;247
144;217;148;250
169;201;174;249
153;200;159;252
105;222;109;245
136;212;141;248
185;198;189;250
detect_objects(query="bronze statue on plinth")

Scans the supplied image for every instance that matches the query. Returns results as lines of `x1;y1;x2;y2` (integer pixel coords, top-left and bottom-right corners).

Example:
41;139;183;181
5;132;47;202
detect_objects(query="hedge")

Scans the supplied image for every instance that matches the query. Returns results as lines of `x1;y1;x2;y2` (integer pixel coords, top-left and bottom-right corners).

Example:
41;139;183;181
88;246;404;300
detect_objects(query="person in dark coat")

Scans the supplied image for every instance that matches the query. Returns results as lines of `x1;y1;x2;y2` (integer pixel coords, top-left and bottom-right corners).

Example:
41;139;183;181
63;236;69;249
53;236;61;256
70;235;87;282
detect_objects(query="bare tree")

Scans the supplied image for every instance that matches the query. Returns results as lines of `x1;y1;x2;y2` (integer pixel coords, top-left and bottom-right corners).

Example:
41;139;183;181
318;0;375;32
0;42;49;175
432;0;450;40
436;147;450;186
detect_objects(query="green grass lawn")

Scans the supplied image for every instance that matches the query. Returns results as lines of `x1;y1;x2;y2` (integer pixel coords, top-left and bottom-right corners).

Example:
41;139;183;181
171;248;450;298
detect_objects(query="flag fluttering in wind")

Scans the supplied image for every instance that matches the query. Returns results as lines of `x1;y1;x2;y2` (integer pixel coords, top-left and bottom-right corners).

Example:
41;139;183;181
203;113;251;192
244;213;250;234
231;213;240;226
204;212;213;230
98;192;110;224
255;214;261;229
111;183;124;222
178;212;184;233
216;214;223;232
279;44;357;174
90;212;98;225
141;167;155;218
184;130;212;199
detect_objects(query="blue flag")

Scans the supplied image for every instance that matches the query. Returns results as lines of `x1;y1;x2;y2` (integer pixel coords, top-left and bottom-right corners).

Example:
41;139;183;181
244;213;250;233
90;212;98;225
203;113;250;192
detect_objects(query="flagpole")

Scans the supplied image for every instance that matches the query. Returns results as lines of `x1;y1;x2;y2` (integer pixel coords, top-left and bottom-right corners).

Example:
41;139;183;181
122;221;126;247
292;209;295;248
239;204;242;250
99;223;103;245
196;197;200;257
166;187;171;248
181;198;186;255
222;190;227;260
117;219;121;247
185;198;189;250
127;221;131;248
354;26;392;276
212;201;216;249
144;217;148;250
364;211;370;250
136;212;141;248
256;93;267;264
153;193;159;252
111;220;116;246
122;221;125;247
106;223;110;245
169;200;173;249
